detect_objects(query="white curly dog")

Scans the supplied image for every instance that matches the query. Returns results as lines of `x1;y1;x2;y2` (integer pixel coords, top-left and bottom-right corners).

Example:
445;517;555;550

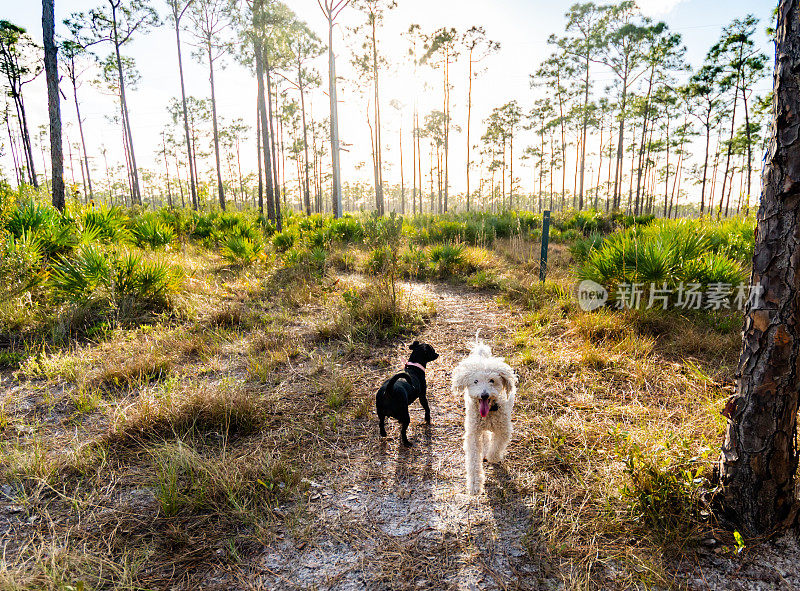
452;337;518;495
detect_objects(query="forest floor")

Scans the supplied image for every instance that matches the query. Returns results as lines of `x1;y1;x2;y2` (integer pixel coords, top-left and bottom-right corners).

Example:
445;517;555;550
3;244;800;590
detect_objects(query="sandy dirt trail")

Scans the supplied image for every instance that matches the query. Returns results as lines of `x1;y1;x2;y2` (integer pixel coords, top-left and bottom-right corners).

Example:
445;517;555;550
253;281;555;590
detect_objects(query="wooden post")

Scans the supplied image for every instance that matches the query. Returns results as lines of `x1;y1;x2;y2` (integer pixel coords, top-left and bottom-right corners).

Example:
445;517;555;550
539;210;550;282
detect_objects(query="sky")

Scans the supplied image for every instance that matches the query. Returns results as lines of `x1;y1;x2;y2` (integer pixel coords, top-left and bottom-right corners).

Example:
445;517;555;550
0;0;776;203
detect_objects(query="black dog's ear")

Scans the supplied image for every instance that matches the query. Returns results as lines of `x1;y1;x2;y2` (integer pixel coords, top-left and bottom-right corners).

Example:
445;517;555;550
409;340;420;350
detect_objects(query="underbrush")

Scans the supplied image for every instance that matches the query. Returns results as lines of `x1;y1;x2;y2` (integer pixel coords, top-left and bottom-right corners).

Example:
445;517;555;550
319;280;434;342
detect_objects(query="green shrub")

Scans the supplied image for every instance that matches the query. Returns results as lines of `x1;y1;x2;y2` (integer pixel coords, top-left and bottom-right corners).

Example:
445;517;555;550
49;245;183;321
429;243;465;277
578;219;747;292
327;216;363;243
618;438;707;542
325;284;429;342
0;230;46;298
570;232;604;263
272;230;296;252
221;234;265;266
82;206;131;243
400;245;428;278
191;211;218;241
6;200;76;258
131;214;175;249
365;245;391;275
283;246;326;275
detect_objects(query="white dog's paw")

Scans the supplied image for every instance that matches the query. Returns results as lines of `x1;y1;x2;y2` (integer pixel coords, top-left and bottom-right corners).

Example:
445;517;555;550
484;450;504;463
466;475;484;495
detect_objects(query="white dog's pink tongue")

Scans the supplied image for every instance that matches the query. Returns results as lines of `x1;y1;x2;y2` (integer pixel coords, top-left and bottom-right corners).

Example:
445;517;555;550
479;399;490;418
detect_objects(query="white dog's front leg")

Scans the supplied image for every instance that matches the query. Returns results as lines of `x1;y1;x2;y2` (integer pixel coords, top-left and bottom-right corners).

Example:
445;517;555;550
485;418;512;463
464;427;484;495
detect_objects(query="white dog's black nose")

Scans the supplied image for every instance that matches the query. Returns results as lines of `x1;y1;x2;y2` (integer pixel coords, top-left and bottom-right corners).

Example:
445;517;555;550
480;393;490;400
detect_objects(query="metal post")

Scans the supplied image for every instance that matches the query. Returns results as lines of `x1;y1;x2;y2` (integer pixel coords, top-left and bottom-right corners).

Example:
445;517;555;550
539;210;550;282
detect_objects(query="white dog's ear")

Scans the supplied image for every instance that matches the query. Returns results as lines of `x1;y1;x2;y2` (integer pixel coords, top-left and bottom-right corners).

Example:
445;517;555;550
451;362;472;394
497;362;518;396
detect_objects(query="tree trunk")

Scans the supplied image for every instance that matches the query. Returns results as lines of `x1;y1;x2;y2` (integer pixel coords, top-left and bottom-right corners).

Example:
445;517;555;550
111;3;140;205
578;53;590;210
742;82;754;216
466;48;473;211
412;109;417;215
718;0;800;537
443;49;450;212
298;57;312;215
327;13;343;217
371;17;384;215
720;75;741;218
399;123;404;214
42;0;64;210
207;39;225;211
254;40;275;222
70;56;93;200
700;110;712;214
613;67;629;210
256;100;263;214
162;132;173;208
265;53;282;230
13;88;38;187
635;68;654;216
174;8;198;210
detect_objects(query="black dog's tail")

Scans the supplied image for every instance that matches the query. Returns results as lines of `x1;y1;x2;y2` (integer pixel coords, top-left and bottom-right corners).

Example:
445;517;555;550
377;372;413;404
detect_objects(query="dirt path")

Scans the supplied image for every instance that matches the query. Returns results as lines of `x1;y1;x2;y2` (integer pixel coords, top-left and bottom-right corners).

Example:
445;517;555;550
251;281;554;590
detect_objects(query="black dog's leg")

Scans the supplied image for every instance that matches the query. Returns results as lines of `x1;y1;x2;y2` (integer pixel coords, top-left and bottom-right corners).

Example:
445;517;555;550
400;421;412;447
399;408;412;447
378;413;387;437
420;393;431;424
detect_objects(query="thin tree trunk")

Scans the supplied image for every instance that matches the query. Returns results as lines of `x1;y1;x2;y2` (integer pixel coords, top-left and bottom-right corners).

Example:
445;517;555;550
371;16;384;215
174;6;198;209
700;111;712;214
68;56;93;200
466;47;473;211
42;0;63;209
613;67;629;210
162;132;173;208
265;57;282;230
298;57;312;215
578;53;590;210
255;40;275;222
720;78;741;217
111;2;140;204
412;110;417;215
256;100;263;214
399;122;404;214
206;39;225;210
326;11;343;217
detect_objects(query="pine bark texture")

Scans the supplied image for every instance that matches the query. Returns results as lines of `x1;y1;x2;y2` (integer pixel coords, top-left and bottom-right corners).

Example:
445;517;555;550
718;0;800;536
42;0;64;210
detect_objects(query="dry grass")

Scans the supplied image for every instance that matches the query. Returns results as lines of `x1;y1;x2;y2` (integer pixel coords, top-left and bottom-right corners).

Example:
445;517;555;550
502;290;736;587
105;382;263;448
318;279;435;342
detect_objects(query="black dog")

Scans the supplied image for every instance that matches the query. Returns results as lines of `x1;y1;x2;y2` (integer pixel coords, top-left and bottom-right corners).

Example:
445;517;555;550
376;341;439;447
